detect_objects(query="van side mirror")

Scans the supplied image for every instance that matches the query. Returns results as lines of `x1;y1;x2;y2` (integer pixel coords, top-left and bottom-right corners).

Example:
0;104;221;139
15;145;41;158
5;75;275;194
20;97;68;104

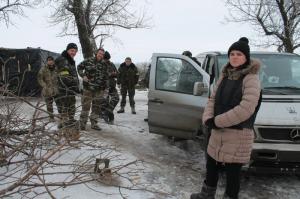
193;82;208;96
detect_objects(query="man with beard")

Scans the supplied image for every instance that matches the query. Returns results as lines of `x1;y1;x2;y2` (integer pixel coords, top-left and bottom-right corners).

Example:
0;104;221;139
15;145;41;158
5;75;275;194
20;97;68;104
38;56;59;122
77;48;109;131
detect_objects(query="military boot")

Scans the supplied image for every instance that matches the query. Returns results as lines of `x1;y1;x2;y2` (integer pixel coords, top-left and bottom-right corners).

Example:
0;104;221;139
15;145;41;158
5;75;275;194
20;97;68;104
117;106;125;113
190;181;217;199
107;111;114;124
58;113;67;129
49;115;55;123
91;122;102;131
80;122;86;131
131;106;136;114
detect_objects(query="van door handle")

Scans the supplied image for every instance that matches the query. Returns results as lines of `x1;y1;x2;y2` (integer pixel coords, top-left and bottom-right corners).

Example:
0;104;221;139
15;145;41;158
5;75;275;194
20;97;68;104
149;98;164;104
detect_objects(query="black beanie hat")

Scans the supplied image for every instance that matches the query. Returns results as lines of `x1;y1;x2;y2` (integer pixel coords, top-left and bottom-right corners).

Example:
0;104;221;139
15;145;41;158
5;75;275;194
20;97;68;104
66;43;78;51
104;51;111;60
228;37;250;64
47;56;54;61
182;50;192;57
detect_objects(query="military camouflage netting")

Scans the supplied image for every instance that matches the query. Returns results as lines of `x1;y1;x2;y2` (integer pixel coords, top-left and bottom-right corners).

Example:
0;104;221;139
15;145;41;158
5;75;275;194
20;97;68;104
0;48;59;96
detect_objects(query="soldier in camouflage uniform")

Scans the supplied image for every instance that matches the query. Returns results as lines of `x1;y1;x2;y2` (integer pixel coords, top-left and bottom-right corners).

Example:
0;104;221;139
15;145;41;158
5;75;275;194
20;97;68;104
55;43;80;129
117;57;139;114
37;56;59;122
101;51;119;123
77;48;109;131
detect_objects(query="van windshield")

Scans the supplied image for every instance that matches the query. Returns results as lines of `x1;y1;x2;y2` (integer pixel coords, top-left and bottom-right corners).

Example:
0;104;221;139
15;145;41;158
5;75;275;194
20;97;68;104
217;54;300;92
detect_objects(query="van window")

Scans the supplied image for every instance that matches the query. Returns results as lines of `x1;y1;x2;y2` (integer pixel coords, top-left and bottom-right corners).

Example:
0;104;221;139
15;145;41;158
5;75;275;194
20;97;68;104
156;57;203;94
217;55;228;72
257;54;300;89
216;54;300;90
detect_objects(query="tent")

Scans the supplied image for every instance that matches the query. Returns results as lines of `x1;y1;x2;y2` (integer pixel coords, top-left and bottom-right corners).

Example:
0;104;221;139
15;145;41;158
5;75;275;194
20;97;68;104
0;48;60;97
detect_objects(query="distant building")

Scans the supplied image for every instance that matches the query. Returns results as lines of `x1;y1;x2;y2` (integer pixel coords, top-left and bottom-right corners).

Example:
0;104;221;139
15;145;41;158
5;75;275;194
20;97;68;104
0;47;60;97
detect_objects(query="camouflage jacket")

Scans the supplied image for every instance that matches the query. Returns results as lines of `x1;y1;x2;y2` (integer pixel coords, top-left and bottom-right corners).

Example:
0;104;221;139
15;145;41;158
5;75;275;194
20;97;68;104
77;57;109;91
117;62;139;89
104;60;118;88
55;51;80;95
37;65;59;97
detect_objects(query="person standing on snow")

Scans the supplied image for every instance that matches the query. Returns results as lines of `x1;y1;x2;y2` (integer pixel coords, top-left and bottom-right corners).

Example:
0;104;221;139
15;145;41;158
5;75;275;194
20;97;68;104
77;48;109;131
101;51;119;124
37;56;59;122
55;43;80;129
191;37;262;199
117;57;139;114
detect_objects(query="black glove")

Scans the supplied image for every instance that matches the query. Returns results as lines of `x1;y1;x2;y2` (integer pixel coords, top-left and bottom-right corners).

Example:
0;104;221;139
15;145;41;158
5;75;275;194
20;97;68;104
205;117;219;129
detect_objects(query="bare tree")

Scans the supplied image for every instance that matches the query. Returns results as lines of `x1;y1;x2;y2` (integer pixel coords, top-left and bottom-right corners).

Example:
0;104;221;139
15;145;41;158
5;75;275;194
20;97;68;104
0;0;39;26
50;0;150;59
0;58;168;198
225;0;300;52
0;90;167;198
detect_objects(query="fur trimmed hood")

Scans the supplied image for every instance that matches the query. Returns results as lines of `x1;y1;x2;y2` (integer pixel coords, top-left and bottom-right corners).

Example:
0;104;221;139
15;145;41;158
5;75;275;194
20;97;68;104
222;59;261;80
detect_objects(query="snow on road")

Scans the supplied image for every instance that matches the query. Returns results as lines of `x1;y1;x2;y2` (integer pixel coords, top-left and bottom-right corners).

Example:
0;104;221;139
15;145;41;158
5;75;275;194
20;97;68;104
85;90;300;199
3;90;300;199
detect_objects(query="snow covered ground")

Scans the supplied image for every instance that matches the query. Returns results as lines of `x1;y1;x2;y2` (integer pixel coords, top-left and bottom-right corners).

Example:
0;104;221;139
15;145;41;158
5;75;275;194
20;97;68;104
2;90;300;199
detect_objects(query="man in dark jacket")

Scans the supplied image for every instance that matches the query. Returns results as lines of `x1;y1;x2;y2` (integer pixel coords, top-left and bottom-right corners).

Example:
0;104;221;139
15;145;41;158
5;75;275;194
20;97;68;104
55;43;80;129
77;48;109;131
117;57;139;114
101;51;119;123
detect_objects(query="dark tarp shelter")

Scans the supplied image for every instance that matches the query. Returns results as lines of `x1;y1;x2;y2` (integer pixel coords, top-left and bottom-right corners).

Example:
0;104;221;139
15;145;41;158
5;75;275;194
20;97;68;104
0;48;60;97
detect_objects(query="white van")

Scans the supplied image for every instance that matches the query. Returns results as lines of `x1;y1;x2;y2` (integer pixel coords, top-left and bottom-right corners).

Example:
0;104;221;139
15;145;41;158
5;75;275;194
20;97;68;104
148;52;300;173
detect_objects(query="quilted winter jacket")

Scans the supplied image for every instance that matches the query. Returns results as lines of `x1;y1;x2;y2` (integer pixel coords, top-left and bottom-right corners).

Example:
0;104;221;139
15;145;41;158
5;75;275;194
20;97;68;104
202;59;261;163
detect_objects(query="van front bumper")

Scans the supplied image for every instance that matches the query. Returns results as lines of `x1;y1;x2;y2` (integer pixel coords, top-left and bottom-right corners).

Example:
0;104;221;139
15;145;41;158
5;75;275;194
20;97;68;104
251;142;300;162
246;143;300;174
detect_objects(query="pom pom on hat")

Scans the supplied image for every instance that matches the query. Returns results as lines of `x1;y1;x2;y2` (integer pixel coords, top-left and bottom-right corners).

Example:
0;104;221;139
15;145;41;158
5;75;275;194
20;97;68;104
228;37;250;64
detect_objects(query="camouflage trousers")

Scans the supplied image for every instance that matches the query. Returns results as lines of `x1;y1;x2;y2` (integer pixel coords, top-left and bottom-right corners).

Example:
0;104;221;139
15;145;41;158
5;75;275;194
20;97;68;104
102;87;120;113
80;89;105;126
56;94;76;125
45;96;60;119
120;86;135;107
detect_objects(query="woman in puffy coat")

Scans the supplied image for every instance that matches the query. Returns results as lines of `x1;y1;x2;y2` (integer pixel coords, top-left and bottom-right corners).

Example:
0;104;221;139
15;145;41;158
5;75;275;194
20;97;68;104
191;37;262;199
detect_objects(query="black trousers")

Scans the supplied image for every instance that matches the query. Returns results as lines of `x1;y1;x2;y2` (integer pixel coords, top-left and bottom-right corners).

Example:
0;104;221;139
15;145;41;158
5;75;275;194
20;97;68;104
120;86;135;107
56;94;76;124
205;155;242;199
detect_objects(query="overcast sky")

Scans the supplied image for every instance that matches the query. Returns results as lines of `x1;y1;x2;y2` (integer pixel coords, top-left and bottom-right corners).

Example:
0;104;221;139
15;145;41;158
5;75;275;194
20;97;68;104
1;0;270;63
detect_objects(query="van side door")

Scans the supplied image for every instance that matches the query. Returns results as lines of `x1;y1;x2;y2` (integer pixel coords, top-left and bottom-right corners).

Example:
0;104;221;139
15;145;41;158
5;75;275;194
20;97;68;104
148;53;210;139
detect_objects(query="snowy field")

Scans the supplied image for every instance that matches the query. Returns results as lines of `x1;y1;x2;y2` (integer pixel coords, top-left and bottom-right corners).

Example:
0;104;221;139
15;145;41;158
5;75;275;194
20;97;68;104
1;90;300;199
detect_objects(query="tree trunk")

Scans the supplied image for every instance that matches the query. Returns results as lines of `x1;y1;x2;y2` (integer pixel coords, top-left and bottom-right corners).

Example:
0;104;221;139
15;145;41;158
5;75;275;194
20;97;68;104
72;0;95;59
283;39;294;53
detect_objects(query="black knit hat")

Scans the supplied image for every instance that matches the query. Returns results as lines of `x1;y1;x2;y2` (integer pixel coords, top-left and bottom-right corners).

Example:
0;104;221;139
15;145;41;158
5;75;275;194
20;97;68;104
47;56;54;61
66;43;78;51
228;37;250;64
182;50;192;57
104;51;111;60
